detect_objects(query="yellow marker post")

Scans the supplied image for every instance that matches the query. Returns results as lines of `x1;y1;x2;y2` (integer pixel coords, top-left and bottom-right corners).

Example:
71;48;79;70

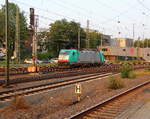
27;66;37;73
75;83;82;102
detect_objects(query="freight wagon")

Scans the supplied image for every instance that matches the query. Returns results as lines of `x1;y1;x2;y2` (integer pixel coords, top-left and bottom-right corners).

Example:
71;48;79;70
98;46;150;61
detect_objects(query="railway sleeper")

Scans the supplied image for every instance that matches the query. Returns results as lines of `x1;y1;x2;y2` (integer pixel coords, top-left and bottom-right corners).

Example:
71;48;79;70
96;112;117;117
83;114;113;119
97;107;122;114
106;101;130;105
99;109;121;114
99;106;124;112
103;104;129;111
89;114;114;119
90;110;118;116
88;115;113;119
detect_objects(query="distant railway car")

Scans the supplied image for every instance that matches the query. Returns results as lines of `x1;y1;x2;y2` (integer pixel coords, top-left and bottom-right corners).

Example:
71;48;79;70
98;46;150;61
58;49;105;65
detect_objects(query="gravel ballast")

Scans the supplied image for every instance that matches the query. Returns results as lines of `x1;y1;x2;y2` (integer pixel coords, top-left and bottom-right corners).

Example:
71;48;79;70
0;70;150;119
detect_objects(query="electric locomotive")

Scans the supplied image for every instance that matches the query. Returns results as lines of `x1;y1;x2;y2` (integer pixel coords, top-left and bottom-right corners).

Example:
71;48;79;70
58;49;105;66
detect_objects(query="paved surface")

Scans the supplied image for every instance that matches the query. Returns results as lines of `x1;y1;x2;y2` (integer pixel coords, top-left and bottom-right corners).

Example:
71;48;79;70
116;101;150;119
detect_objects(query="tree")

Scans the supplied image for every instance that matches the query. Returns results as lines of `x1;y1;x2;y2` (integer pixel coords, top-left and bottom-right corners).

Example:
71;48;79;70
89;31;102;48
38;19;107;59
46;19;86;57
0;2;28;60
0;8;5;47
134;39;150;48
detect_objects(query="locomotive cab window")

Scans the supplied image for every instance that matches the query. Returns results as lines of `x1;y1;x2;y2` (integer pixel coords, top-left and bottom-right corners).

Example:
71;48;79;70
60;51;70;55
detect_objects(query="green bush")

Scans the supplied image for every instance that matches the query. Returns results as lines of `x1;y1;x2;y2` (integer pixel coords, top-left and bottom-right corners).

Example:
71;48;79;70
121;64;133;78
37;52;51;60
107;76;124;90
128;72;136;79
0;61;6;65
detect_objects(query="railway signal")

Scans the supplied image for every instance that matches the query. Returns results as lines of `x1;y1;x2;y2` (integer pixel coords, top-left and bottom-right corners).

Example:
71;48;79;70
30;8;35;27
75;83;82;102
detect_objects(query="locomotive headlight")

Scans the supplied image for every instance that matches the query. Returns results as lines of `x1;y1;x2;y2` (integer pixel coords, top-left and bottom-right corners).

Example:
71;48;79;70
59;55;69;60
65;55;69;59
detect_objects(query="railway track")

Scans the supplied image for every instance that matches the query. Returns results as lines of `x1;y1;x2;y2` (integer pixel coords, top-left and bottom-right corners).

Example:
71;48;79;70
0;72;112;102
69;79;150;119
0;62;148;86
0;64;120;86
0;62;149;76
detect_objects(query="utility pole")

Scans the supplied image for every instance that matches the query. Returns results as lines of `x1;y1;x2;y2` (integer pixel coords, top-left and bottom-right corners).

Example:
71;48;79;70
30;8;36;66
133;24;135;47
101;31;103;47
147;37;148;48
78;27;80;49
86;20;89;49
5;0;10;87
142;24;145;48
34;15;39;61
15;7;20;63
137;37;140;60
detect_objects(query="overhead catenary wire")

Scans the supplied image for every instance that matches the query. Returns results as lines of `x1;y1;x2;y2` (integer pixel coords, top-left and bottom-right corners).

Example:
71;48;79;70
8;0;101;31
136;0;150;12
11;0;136;27
7;0;150;39
45;0;91;19
55;0;93;15
11;0;81;21
95;0;119;13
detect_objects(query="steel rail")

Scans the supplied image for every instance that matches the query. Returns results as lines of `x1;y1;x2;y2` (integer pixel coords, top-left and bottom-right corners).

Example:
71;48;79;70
69;79;150;119
0;65;120;85
0;62;148;76
0;62;147;86
0;72;112;101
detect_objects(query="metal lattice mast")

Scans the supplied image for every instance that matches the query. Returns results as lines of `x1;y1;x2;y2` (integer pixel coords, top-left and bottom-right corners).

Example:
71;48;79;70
35;15;39;62
15;7;20;63
30;8;36;66
133;24;135;47
5;0;9;86
86;20;89;49
78;27;80;49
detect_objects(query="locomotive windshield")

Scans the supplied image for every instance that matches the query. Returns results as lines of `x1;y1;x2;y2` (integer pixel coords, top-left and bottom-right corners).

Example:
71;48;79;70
60;51;70;55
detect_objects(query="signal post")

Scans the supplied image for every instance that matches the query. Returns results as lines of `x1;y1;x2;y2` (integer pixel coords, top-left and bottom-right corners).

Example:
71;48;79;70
75;83;82;102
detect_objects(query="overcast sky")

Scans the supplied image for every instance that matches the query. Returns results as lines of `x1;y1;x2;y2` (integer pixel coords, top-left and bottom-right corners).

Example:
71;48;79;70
0;0;150;39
